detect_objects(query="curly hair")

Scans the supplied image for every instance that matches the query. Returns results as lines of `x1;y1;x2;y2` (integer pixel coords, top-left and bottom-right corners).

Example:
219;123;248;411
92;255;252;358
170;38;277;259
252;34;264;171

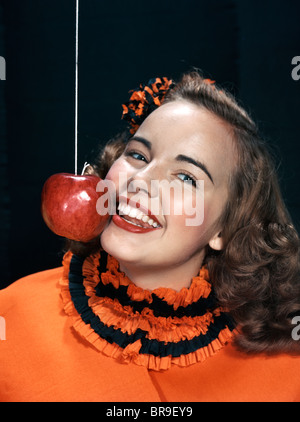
67;71;300;355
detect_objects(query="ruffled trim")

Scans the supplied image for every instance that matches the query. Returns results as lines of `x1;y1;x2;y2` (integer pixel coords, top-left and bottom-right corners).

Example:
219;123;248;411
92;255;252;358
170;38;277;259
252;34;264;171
60;251;236;371
121;77;175;134
104;254;212;309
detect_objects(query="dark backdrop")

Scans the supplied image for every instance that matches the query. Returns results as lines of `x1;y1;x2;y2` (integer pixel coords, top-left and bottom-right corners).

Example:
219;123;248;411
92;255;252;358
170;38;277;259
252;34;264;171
0;0;300;289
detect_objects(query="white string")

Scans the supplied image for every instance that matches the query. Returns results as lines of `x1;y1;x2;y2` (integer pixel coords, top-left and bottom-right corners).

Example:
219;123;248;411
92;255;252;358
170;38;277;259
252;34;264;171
74;0;79;175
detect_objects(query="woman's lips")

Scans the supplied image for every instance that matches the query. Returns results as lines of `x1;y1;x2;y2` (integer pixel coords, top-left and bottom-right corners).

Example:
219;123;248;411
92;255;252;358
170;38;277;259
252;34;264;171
112;214;159;233
112;196;162;234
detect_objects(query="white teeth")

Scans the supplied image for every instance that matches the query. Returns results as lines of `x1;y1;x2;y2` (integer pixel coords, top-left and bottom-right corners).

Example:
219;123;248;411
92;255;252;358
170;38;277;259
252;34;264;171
117;202;160;228
128;208;138;218
124;205;131;214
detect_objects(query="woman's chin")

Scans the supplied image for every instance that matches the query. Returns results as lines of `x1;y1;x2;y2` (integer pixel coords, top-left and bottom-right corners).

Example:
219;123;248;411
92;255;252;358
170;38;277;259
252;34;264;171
100;227;137;263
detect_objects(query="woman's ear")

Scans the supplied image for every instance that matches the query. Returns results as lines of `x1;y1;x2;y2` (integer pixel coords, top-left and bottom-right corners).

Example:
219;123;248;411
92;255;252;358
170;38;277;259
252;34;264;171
208;231;223;251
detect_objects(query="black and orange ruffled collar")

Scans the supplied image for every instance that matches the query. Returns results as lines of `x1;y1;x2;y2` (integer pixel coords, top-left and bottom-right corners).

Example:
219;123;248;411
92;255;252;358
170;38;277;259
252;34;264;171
60;251;235;371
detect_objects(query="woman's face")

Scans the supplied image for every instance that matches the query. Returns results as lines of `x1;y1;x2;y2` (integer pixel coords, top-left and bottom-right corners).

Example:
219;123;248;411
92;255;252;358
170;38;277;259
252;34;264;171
101;100;236;282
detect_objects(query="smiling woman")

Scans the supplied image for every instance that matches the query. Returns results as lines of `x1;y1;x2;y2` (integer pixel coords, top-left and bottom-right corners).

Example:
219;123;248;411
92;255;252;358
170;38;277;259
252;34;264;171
100;100;232;291
1;71;300;402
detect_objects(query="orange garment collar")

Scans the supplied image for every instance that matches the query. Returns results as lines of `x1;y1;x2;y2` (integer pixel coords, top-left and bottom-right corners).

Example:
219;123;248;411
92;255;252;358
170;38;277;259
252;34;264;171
60;250;235;371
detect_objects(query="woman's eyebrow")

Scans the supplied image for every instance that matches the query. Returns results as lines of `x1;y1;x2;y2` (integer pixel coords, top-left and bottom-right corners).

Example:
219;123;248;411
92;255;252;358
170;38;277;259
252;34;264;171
129;136;152;150
176;154;214;185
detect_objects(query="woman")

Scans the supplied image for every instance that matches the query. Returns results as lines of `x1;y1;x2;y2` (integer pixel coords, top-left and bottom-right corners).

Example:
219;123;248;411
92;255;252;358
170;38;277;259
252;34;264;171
1;72;300;402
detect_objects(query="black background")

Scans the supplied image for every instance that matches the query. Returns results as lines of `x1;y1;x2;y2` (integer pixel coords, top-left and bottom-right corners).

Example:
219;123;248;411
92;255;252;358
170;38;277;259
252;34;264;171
0;0;299;289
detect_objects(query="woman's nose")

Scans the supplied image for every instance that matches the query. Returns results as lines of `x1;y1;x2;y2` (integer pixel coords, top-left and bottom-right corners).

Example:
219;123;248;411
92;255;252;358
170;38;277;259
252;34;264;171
127;164;161;198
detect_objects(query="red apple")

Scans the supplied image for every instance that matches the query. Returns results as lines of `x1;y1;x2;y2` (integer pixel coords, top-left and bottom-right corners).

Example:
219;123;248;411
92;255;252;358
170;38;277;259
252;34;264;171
41;173;110;242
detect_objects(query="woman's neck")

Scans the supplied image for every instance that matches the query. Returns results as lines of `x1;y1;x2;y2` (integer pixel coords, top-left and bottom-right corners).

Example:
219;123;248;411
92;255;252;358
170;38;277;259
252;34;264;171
118;252;205;292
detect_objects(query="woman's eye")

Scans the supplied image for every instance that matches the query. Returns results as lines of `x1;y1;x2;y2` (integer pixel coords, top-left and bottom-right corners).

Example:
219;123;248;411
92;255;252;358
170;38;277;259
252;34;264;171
177;173;197;187
126;151;148;162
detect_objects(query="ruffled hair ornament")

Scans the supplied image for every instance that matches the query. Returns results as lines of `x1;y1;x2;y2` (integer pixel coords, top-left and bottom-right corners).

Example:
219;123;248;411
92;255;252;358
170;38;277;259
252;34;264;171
121;77;175;134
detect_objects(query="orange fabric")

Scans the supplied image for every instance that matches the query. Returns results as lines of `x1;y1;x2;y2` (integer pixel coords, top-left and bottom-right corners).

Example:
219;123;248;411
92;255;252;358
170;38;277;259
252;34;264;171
103;252;213;306
0;267;300;402
122;77;174;134
59;251;235;371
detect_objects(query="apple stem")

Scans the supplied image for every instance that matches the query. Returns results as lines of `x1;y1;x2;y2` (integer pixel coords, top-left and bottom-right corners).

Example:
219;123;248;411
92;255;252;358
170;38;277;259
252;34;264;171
81;162;90;175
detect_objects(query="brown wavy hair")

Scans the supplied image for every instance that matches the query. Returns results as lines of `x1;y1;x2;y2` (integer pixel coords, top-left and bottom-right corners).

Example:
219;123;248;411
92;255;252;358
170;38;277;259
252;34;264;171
67;71;300;355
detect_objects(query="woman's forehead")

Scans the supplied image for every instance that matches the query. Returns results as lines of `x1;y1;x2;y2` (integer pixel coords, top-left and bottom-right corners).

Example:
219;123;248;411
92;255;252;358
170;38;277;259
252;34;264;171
140;100;234;145
137;100;237;185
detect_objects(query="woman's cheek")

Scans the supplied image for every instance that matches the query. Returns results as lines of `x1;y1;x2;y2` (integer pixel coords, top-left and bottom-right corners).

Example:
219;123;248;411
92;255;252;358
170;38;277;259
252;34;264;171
166;186;218;245
166;186;205;228
105;159;133;192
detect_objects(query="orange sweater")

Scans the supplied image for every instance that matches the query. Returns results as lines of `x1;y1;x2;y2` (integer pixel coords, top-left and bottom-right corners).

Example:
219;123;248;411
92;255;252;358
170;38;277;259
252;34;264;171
0;253;300;402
